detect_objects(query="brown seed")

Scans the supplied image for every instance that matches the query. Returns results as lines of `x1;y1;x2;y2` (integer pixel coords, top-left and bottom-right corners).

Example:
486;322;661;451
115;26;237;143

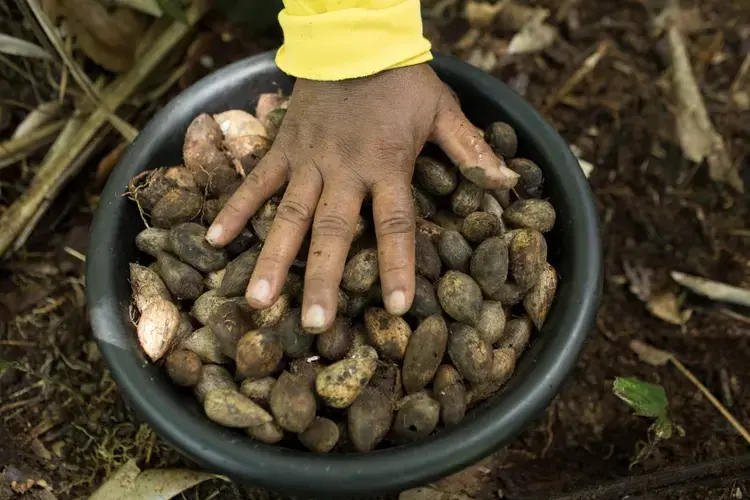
203;269;225;290
218;248;260;297
338;289;368;318
468;348;516;405
476;301;506;346
402;315;448;394
315;349;378;408
137;300;180;362
347;387;392;452
225;134;271;176
432;210;464;232
299;417;339;453
276;309;316;358
509;158;544;197
169;223;228;273
165;350;202;387
247;421;284;444
135;227;170;257
175;312;195;345
353;215;368;242
128;168;173;212
213;110;267;139
201;197;223;226
433;365;467;426
409;275;441;319
412;186;436;219
392;391;440;442
364;308;412;361
289;357;326;390
264;108;286;140
316;316;353;361
461;211;502;244
342;248;379;294
282;272;304;299
349;324;368;350
369;362;403;405
150;188;203;229
204;388;273;428
437;230;473;273
509;228;547;290
437;271;483;326
485;121;518;158
415;219;444;245
155;252;203;300
490;281;527;305
225;228;257;257
191;289;245;325
492;189;511;208
236;328;284;379
239;376;276;408
470;236;510;297
523;262;558;329
180;326;228;364
129;263;172;312
497;317;532;355
182;114;235;193
451;179;483;216
252;294;290;328
414;156;458;196
256;93;289;124
503;199;556;233
208;301;253;359
480;193;506;228
416;232;441;281
163;166;198;192
270;371;316;433
251;199;277;242
193;364;236;404
447;323;492;385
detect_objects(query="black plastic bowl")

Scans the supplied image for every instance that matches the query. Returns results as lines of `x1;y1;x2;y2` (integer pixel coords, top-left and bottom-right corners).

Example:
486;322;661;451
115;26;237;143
87;51;601;497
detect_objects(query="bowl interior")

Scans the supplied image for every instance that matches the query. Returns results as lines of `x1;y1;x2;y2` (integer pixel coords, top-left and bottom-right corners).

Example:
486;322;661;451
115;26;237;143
88;51;600;497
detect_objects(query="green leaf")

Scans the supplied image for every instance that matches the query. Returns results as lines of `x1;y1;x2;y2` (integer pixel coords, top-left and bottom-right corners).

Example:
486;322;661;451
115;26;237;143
613;377;669;419
155;0;188;23
0;34;51;60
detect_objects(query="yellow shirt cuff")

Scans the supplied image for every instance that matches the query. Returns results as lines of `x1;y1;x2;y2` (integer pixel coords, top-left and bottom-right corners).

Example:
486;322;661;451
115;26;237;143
275;0;433;81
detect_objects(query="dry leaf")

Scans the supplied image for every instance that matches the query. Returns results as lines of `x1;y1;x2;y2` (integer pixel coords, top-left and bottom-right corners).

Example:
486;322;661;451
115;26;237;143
647;291;692;326
671;271;750;308
90;459;227;500
629;339;672;367
0;34;51;59
622;260;653;302
508;17;558;55
464;1;505;29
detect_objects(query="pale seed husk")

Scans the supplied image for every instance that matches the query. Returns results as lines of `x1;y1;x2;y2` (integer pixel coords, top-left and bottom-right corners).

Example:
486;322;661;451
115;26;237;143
137;300;180;362
213;110;268;139
180;326;228;365
316;353;378;409
204;388;273;428
129;263;172;312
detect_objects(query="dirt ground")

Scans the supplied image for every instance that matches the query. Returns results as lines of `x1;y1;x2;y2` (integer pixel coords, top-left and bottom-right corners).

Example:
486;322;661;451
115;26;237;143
1;0;749;499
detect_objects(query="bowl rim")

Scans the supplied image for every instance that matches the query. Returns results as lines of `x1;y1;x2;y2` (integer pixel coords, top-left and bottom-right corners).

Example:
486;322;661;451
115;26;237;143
87;50;602;497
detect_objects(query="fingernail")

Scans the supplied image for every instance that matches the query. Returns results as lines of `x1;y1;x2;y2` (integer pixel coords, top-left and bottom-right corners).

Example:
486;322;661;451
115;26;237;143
386;290;408;316
248;279;270;304
303;305;326;330
206;224;223;245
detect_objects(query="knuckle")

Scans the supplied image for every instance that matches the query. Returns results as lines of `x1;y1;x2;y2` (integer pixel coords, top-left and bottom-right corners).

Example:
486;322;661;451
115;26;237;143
256;252;285;268
376;209;415;237
379;260;412;277
276;199;313;227
313;212;352;240
246;167;271;189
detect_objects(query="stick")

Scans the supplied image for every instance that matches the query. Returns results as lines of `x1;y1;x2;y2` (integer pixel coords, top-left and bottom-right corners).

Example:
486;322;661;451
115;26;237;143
0;3;205;258
671;270;750;308
543;40;611;112
0;119;65;169
550;454;750;500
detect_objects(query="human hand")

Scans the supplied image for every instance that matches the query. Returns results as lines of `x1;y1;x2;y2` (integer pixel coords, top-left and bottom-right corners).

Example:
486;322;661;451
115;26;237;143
206;64;519;332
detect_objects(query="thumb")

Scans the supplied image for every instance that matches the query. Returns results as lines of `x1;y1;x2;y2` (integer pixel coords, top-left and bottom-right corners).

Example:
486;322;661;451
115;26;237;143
430;92;520;189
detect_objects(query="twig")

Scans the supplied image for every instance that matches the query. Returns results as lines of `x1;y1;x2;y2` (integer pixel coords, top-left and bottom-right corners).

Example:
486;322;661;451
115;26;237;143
630;340;750;445
664;1;743;193
543;40;611;112
671;270;750;308
0;119;66;169
550;454;750;500
0;3;206;258
24;0;139;142
730;54;750;94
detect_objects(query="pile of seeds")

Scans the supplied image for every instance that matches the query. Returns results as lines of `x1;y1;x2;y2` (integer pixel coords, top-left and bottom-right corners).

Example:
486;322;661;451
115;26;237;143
126;90;558;453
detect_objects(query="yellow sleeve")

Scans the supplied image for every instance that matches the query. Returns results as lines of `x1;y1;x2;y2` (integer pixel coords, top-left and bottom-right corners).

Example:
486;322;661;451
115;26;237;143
275;0;432;81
